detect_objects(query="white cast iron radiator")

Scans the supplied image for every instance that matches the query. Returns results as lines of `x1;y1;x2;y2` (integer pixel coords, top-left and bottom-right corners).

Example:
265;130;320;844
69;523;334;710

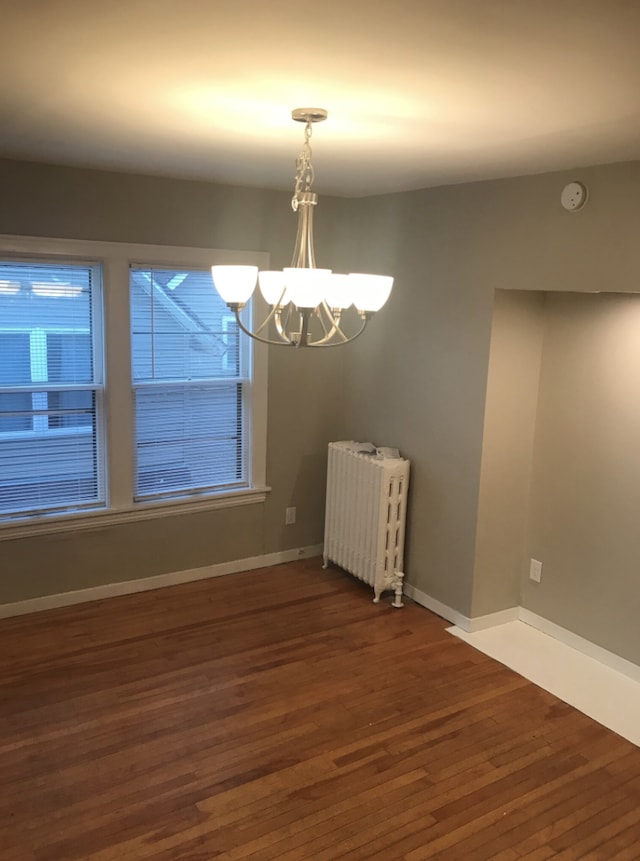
323;441;410;607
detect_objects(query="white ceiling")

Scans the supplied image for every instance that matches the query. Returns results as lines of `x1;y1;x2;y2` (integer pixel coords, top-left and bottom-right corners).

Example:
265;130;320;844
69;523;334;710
1;0;639;197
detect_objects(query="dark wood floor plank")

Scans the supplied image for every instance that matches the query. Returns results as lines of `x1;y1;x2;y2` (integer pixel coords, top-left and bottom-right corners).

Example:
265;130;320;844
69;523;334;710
1;557;639;860
517;848;559;860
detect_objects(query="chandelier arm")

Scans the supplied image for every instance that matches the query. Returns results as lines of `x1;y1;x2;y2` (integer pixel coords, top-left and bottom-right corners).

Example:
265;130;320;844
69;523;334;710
253;301;283;337
312;302;350;345
274;308;294;344
275;303;295;344
324;304;349;342
305;313;370;347
231;305;295;347
317;302;336;337
312;324;349;346
274;306;309;348
226;304;371;348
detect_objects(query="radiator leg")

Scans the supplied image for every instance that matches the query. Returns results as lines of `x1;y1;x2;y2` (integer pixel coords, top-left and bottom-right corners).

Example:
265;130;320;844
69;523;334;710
322;554;328;569
373;587;382;604
391;571;405;609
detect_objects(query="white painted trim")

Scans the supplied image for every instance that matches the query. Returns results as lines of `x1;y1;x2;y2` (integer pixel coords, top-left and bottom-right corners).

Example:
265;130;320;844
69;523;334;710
403;583;472;630
403;583;640;682
518;608;640;685
0;233;270;538
0;234;269;270
466;606;520;632
0;487;271;541
404;584;519;633
0;544;324;619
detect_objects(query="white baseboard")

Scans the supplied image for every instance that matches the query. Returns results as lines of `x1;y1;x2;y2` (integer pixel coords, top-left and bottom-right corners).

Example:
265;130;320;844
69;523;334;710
0;543;324;620
7;562;638;685
519;608;640;685
403;583;472;630
404;584;640;682
403;583;518;633
447;619;640;747
467;606;521;632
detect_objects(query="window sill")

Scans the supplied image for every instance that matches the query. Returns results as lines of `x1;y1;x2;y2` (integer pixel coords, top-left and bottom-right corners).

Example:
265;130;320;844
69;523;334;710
0;486;271;541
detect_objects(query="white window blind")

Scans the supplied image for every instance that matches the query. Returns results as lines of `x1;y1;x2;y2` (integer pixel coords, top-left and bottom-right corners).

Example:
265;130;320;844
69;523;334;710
130;266;248;500
0;261;104;518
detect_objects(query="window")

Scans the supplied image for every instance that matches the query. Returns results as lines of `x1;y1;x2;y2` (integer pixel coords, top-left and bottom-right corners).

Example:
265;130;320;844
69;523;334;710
0;236;268;535
130;266;248;499
0;262;104;518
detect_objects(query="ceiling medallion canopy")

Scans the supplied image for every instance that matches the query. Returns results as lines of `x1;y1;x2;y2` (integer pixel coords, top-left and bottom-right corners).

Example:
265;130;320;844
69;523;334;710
211;109;394;347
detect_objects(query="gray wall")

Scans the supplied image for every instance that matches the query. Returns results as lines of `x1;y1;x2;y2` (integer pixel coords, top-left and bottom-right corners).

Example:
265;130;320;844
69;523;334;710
341;186;496;617
342;161;640;653
0;159;347;603
472;290;545;617
525;292;640;664
3;156;640;668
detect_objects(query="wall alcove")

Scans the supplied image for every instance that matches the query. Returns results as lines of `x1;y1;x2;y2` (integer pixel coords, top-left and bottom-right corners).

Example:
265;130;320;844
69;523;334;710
474;289;640;665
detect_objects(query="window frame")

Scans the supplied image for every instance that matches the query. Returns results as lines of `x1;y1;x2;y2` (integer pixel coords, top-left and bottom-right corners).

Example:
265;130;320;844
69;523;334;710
0;235;269;540
129;263;252;502
0;259;106;518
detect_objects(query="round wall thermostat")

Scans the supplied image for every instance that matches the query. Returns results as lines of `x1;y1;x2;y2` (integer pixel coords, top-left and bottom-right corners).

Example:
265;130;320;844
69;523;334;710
561;181;588;211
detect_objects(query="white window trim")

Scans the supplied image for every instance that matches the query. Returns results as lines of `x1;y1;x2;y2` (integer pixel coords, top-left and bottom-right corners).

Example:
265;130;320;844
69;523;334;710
0;234;270;540
221;312;239;373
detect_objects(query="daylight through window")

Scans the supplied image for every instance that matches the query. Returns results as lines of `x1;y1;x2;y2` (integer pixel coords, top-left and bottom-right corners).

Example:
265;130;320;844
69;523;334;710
130;266;249;500
0;261;104;518
0;239;267;532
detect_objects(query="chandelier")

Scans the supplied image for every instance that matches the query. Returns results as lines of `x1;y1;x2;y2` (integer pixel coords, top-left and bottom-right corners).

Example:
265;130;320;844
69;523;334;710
210;108;394;347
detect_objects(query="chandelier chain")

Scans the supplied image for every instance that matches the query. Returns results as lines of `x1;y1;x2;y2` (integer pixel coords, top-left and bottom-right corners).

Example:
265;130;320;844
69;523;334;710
292;119;314;211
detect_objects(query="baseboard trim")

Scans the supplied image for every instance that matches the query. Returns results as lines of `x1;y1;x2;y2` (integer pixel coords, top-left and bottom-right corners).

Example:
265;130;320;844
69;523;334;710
519;608;640;685
0;543;324;620
403;584;519;633
467;607;521;632
404;584;640;682
403;583;472;630
7;565;638;684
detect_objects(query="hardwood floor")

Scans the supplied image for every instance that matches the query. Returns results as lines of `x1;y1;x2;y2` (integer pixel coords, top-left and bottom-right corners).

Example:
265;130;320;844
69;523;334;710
1;558;639;860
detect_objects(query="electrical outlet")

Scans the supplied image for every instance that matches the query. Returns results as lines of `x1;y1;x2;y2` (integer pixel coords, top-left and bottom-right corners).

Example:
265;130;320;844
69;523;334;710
529;558;542;583
285;506;296;525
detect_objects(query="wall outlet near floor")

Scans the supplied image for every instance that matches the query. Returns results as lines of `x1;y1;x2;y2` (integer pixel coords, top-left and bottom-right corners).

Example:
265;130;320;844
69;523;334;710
529;558;543;583
285;506;296;525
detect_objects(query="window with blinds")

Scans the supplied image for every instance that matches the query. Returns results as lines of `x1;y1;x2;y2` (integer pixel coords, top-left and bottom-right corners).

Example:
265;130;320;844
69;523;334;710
0;261;104;518
130;266;248;500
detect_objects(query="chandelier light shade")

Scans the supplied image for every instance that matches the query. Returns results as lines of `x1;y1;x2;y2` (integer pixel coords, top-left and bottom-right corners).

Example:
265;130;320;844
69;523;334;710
208;265;259;305
210;108;394;348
